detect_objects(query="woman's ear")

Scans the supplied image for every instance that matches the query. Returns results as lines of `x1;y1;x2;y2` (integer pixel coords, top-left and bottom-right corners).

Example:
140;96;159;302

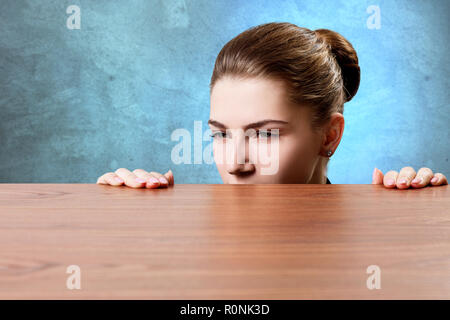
320;112;344;157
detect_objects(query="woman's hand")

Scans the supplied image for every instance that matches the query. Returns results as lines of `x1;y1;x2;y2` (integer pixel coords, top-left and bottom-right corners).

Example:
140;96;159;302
97;168;174;188
372;167;448;189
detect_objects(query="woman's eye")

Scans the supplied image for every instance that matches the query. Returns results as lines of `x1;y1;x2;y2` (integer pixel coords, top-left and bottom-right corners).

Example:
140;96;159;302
257;130;278;138
210;132;226;139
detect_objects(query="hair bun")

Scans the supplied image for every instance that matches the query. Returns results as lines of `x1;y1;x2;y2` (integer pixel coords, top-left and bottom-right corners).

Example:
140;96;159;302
314;29;360;102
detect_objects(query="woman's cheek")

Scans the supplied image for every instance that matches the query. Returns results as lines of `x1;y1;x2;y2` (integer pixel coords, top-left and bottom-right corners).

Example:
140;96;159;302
248;138;260;165
212;140;228;181
251;137;280;178
277;136;313;183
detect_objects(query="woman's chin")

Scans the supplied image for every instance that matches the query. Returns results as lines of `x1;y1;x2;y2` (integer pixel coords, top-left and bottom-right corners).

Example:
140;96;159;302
225;177;279;184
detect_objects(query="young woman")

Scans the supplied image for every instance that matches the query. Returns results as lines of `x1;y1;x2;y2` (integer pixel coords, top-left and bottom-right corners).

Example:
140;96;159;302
97;22;447;190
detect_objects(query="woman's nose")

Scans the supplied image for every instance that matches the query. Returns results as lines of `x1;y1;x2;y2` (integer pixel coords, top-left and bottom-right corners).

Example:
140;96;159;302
227;162;255;175
225;135;255;175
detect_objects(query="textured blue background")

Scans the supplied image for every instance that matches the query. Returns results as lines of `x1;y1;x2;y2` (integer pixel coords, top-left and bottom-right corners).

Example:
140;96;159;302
0;0;449;183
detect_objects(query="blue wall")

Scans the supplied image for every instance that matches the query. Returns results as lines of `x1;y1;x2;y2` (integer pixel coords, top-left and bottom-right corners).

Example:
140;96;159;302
1;0;448;183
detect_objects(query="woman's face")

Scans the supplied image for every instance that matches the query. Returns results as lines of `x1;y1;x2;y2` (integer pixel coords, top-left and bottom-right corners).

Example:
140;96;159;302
209;76;325;184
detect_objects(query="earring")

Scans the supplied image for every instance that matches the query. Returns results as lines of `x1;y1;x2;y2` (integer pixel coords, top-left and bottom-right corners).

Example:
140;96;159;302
327;150;332;157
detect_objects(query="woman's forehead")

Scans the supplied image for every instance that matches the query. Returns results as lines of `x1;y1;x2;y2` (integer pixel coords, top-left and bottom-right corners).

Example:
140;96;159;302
209;76;300;125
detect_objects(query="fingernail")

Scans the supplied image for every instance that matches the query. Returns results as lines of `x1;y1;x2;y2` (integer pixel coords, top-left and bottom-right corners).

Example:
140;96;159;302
399;179;407;185
114;177;124;183
431;177;438;183
149;177;159;184
159;177;168;184
136;178;146;183
412;178;422;184
386;179;395;186
386;179;394;186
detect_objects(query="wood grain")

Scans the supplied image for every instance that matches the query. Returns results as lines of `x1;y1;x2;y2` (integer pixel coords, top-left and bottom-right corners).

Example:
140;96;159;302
0;184;449;299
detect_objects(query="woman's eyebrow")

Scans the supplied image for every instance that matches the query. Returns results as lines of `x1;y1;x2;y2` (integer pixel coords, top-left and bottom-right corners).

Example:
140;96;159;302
208;119;289;130
207;119;227;129
243;119;289;130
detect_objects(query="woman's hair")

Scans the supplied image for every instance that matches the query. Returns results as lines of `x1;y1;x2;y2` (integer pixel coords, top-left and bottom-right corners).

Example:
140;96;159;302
210;22;360;130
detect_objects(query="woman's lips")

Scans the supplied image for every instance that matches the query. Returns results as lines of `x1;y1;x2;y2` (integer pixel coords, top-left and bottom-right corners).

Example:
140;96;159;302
230;171;255;183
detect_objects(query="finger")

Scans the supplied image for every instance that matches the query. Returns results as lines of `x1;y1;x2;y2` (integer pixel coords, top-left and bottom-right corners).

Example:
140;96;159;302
97;172;123;185
115;168;146;188
164;169;174;186
97;173;108;184
411;167;433;188
383;170;398;189
104;172;125;186
430;173;448;186
396;166;416;189
149;171;169;187
133;169;161;189
372;167;384;184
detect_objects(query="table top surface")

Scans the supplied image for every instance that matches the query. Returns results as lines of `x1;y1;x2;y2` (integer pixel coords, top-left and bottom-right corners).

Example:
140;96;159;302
0;183;449;299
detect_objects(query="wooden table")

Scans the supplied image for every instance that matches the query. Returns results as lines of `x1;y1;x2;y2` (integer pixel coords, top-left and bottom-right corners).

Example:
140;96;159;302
0;184;449;299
